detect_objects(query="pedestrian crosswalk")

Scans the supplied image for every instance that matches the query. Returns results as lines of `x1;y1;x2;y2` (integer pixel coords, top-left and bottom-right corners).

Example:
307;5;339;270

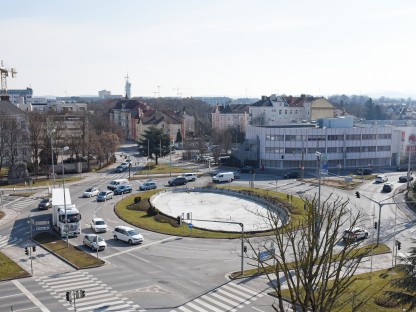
1;195;36;210
0;234;23;249
35;271;144;312
170;281;263;312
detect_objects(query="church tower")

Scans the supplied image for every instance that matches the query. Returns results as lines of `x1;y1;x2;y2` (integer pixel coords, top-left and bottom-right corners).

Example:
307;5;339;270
125;73;131;99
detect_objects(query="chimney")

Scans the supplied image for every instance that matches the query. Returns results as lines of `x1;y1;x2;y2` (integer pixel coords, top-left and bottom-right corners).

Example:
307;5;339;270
261;95;267;101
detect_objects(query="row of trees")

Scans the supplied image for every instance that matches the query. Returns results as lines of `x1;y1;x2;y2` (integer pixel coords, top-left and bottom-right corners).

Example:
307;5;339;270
0;109;122;175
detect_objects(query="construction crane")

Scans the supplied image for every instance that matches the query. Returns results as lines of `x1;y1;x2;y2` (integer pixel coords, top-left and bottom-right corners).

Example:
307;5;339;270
0;60;17;97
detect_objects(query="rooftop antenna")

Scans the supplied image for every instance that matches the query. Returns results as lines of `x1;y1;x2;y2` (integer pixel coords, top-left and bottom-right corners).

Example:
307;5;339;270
0;60;17;99
157;85;162;97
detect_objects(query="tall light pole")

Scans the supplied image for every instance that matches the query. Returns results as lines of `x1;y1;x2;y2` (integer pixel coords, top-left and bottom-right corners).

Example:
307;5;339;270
61;146;69;247
315;151;322;210
49;128;56;186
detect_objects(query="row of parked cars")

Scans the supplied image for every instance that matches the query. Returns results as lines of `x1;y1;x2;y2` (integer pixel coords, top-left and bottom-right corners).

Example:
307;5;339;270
83;218;144;251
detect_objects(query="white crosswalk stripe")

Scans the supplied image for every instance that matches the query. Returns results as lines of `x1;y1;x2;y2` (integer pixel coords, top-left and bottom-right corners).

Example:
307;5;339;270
0;234;23;249
35;271;144;312
3;196;37;210
170;282;263;312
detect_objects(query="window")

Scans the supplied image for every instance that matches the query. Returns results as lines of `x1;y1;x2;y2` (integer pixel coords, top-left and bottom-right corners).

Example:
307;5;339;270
265;147;284;153
346;134;361;140
378;134;391;140
346;147;360;153
328;135;344;141
327;147;343;153
377;146;391;152
266;135;284;141
279;110;282;115
285;110;288;115
362;134;376;140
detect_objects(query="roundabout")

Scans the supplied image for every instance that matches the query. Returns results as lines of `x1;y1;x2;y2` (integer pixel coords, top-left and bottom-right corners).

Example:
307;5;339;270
151;188;288;232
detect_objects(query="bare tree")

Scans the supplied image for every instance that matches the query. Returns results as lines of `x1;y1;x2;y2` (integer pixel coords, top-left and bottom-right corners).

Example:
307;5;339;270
245;195;371;312
27;112;46;175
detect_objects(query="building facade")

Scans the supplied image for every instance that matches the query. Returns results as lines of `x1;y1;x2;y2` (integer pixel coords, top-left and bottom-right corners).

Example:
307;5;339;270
211;104;250;133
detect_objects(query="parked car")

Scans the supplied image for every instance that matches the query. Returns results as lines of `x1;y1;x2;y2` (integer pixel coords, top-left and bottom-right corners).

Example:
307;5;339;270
114;185;133;195
342;227;368;242
112;225;144;245
115;165;126;173
232;171;240;179
181;173;197;182
284;172;300;179
168;176;188;186
375;175;388;183
355;168;373;175
382;183;394;192
83;187;100;198
139;181;157;190
240;166;255;174
83;234;107;251
397;166;412;172
90;218;108;233
38;198;52;210
399;175;414;183
97;190;114;202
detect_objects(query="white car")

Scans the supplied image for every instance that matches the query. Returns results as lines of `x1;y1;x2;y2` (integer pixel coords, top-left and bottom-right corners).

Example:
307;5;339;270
375;175;388;183
83;234;107;251
182;173;197;182
342;227;368;242
112;226;144;245
91;218;108;233
83;187;100;198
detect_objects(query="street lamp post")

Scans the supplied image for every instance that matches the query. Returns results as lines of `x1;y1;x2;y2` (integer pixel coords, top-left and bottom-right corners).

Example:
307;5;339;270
61;146;69;247
315;152;322;210
49;128;56;186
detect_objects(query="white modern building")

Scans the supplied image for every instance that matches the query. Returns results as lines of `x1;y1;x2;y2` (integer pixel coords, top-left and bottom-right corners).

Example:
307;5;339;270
238;116;415;171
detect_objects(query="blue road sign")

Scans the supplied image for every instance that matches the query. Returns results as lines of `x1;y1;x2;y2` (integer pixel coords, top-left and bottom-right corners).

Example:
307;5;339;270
188;223;193;229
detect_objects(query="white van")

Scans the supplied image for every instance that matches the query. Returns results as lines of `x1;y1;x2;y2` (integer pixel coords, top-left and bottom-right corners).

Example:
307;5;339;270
212;172;234;183
107;179;129;190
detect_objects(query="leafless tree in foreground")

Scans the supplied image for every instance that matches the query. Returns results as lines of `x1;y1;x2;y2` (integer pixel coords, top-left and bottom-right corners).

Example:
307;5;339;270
245;195;371;312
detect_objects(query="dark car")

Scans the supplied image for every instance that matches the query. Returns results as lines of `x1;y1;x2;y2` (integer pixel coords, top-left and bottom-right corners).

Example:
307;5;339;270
284;172;300;179
114;185;133;195
38;198;52;210
355;168;373;175
382;183;393;192
397;166;412;172
399;175;414;183
168;176;188;186
115;165;125;173
240;166;255;174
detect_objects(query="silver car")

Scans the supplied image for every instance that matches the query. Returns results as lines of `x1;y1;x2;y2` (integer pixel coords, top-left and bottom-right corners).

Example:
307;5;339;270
83;187;100;198
97;191;114;202
83;234;107;251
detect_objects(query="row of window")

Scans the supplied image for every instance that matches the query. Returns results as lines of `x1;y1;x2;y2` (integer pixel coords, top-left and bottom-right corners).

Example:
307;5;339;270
265;146;391;154
266;133;392;141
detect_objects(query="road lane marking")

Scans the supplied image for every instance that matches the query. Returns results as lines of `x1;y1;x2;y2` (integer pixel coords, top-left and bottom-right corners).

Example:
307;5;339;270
12;280;51;312
103;236;175;259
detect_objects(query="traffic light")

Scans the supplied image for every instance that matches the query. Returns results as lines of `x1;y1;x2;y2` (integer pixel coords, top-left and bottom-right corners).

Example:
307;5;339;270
25;247;29;255
32;246;36;252
397;241;402;250
80;290;86;298
176;216;182;226
355;191;360;198
66;291;72;302
374;222;378;229
243;246;247;253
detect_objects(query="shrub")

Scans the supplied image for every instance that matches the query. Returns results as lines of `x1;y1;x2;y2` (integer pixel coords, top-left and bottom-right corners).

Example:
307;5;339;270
147;205;158;216
374;296;400;308
134;196;142;204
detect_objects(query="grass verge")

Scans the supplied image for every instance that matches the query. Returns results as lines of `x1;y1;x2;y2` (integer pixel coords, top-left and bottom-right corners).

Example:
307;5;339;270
133;163;199;176
276;268;408;311
114;185;308;239
33;232;104;269
229;243;390;279
0;176;82;189
0;251;30;281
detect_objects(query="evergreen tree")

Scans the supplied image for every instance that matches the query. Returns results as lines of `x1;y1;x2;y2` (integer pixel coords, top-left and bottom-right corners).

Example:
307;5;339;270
138;126;170;165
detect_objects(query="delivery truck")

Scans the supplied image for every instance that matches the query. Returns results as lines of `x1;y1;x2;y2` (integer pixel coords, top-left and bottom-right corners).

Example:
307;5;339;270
52;188;81;237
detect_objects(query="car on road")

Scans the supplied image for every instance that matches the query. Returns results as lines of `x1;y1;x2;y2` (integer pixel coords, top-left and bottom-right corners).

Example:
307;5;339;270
232;171;240;179
240;166;255;174
114;185;133;195
168;176;188;186
139;181;157;190
284;172;300;179
382;183;394;192
115;165;126;173
355;168;373;175
97;190;114;202
342;227;368;242
112;225;144;245
38;198;52;210
83;187;100;198
375;175;388;183
91;218;108;233
83;234;107;251
120;162;129;169
397;166;412;172
180;173;197;182
399;175;414;183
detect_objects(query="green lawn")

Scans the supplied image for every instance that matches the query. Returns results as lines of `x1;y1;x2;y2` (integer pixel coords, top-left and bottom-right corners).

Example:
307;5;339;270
33;232;104;269
277;268;408;311
133;163;201;176
0;176;82;188
0;251;30;281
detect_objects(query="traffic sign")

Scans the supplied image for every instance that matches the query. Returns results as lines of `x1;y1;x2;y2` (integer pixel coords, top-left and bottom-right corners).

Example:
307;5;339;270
188;223;193;229
36;226;50;231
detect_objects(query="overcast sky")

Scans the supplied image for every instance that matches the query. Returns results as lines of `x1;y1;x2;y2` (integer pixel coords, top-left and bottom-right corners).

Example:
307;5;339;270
2;0;416;99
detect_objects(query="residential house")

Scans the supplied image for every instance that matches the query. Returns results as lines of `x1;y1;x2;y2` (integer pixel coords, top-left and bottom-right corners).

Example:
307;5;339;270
211;104;250;133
